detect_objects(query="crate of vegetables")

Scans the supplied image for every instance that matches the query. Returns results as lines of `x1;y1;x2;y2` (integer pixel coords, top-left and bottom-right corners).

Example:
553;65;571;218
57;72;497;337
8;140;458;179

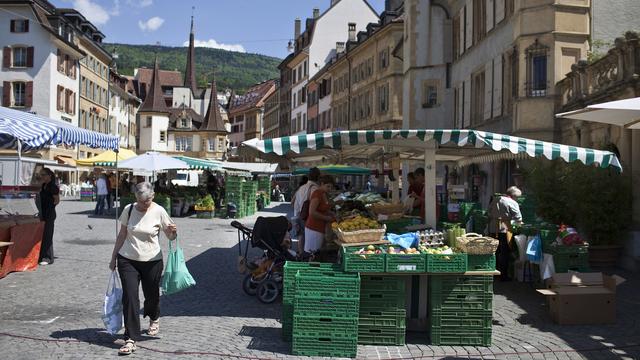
341;245;386;273
333;215;386;244
384;246;427;273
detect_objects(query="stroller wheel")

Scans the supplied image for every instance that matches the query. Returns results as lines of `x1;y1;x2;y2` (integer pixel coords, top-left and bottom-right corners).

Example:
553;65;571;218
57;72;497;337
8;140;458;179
242;274;259;296
257;279;279;304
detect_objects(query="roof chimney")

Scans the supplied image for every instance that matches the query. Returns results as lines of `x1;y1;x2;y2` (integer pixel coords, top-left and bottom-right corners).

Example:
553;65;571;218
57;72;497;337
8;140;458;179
336;42;345;54
294;18;301;39
348;23;356;42
313;8;320;19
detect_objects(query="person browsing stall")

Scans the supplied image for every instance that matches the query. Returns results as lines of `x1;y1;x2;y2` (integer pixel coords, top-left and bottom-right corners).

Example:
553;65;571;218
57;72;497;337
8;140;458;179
291;167;320;254
488;186;523;281
304;174;336;253
108;182;178;356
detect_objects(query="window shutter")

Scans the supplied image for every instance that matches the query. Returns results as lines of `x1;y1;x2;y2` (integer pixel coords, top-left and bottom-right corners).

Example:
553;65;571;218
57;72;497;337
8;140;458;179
65;89;71;114
487;0;495;32
26;47;34;67
71;91;76;115
493;55;503;117
10;20;15;33
465;1;473;50
24;20;29;32
25;81;33;107
2;82;10;107
3;47;11;68
495;0;505;23
484;62;493;121
57;85;63;111
463;78;471;128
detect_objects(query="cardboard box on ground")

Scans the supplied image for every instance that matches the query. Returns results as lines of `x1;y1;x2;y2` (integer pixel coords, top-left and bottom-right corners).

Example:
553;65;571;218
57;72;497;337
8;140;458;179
537;273;625;325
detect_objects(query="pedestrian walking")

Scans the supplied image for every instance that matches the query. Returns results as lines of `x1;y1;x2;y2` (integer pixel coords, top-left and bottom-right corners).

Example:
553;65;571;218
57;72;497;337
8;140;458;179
488;186;523;281
95;174;109;215
109;182;177;356
38;168;59;265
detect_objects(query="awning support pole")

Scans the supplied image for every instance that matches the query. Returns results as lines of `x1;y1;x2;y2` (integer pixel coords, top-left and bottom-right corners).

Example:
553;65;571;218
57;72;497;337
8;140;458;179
424;141;437;228
16;141;22;185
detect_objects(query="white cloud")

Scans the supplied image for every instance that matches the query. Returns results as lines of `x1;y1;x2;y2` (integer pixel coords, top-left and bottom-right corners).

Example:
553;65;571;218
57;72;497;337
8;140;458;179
127;0;153;7
111;0;120;16
72;0;111;25
184;38;246;53
138;16;164;32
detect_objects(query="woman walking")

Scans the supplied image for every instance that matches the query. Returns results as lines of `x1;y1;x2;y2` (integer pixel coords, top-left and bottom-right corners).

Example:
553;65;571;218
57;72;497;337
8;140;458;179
304;175;336;253
109;182;177;355
38;168;59;265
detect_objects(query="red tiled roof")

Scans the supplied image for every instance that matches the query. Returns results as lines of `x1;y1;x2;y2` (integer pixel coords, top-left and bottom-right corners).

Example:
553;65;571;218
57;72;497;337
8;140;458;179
135;68;183;89
138;58;170;113
229;79;277;115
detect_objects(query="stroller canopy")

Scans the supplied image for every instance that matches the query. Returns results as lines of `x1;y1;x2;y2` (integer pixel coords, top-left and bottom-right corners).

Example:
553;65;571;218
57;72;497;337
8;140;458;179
251;216;290;254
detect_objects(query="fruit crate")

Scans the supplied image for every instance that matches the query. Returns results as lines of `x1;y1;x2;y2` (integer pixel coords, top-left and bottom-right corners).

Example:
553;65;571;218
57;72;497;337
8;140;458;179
294;296;360;317
429;275;493;295
293;315;359;333
360;290;405;310
430;309;492;330
430;327;492;346
358;326;406;345
359;309;406;328
466;254;496;271
341;246;386;273
429;292;493;312
425;253;467;273
551;247;590;273
294;272;360;299
361;275;406;292
385;253;426;273
292;336;357;358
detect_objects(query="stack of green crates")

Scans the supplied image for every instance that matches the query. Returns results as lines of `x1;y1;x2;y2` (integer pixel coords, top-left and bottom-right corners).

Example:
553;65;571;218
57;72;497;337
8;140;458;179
282;262;340;342
225;177;245;217
292;270;360;358
517;196;537;223
549;245;589;272
429;275;493;346
359;275;406;346
257;177;271;206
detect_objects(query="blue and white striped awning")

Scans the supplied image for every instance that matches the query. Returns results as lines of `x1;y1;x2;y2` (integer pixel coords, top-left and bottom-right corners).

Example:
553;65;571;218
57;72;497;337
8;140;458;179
0;106;119;151
242;129;623;172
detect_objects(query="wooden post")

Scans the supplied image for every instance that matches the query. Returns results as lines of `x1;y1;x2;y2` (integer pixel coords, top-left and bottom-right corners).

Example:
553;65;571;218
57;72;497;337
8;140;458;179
424;141;437;228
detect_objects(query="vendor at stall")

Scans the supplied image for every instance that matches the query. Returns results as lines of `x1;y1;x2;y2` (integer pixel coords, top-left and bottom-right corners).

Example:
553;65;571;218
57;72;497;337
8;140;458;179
408;168;426;219
488;186;523;281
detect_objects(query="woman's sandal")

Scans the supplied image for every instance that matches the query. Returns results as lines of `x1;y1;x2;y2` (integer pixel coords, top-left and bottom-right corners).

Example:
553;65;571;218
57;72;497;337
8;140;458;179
148;319;160;336
118;340;136;356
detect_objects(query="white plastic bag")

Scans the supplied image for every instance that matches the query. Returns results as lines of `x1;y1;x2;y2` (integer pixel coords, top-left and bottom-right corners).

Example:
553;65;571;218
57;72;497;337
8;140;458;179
102;271;123;335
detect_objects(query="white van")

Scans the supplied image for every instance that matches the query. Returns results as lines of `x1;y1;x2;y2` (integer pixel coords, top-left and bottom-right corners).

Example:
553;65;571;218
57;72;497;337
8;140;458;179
171;170;201;187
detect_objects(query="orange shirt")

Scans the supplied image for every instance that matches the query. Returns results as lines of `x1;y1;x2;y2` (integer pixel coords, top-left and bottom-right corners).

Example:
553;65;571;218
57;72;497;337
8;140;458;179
305;189;331;233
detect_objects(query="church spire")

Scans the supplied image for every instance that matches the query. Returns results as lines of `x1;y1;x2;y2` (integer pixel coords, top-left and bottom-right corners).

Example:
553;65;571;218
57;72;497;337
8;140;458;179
201;70;227;133
139;56;169;114
184;9;197;94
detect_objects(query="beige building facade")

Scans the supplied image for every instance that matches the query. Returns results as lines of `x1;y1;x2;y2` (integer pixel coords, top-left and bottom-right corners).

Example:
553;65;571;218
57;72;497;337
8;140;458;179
262;87;280;139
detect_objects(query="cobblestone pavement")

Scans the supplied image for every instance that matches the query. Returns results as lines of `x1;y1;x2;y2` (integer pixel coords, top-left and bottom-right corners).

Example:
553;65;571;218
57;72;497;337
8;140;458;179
1;200;639;359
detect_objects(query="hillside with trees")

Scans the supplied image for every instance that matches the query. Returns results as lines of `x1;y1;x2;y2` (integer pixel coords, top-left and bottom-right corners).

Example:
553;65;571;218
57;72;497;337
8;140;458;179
106;43;281;93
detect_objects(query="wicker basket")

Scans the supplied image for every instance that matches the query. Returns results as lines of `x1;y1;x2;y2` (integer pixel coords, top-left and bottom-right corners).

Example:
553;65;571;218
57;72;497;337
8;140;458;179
456;233;499;255
370;203;404;215
335;226;387;244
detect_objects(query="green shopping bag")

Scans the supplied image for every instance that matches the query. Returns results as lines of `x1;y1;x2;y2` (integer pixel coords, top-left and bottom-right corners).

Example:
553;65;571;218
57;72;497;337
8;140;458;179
161;238;196;295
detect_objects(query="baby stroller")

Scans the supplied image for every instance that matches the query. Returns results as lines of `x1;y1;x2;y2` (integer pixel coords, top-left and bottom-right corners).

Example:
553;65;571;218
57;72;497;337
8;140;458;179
231;216;295;303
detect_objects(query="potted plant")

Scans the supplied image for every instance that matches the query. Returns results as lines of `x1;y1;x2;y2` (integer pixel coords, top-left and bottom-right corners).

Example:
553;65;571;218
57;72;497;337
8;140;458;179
195;194;215;219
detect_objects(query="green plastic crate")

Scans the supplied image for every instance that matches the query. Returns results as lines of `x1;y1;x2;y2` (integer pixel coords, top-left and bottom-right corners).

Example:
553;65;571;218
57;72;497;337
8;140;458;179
358;326;406;345
359;309;406;328
466;254;496;271
294;296;360;317
430;309;492;330
294;272;360;298
425;253;467;273
341;247;386;273
293;315;359;333
430;328;492;346
361;275;406;292
292;336;357;358
429;292;493;312
360;291;405;310
552;251;590;273
429;275;493;295
385;253;426;273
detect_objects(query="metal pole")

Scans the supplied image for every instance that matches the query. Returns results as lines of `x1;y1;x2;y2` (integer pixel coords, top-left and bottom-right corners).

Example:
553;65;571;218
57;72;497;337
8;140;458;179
16;140;22;185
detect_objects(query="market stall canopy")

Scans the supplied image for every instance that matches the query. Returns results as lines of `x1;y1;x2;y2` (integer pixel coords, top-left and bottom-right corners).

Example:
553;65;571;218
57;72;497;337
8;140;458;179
76;148;138;167
0;106;119;151
118;152;189;171
242;129;622;172
219;161;278;174
556;97;640;129
293;164;371;175
173;156;223;171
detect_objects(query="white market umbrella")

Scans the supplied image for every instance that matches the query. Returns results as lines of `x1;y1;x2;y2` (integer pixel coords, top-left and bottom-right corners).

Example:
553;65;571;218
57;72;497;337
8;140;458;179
556;97;640;129
118;152;189;172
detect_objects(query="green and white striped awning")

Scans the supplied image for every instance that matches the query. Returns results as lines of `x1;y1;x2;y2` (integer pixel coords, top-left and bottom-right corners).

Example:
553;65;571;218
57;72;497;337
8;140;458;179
172;156;223;171
242;129;622;171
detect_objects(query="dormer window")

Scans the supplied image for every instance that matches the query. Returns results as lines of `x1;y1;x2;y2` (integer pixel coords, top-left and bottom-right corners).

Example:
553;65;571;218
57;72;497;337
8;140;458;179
181;118;188;128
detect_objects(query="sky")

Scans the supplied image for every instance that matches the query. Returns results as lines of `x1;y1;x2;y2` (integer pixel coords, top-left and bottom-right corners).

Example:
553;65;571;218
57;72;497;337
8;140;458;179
50;0;386;59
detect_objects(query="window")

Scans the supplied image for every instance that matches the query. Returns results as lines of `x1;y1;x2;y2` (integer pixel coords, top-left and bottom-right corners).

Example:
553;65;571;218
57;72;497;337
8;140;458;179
12;47;27;67
208;138;216;151
293;93;297;107
473;0;487;45
301;86;306;103
292;69;297;83
526;40;548;97
10;19;29;33
471;71;485;124
379;48;389;70
422;81;439;108
378;83;389;113
12;82;26;107
145;116;152;127
159;131;167;142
